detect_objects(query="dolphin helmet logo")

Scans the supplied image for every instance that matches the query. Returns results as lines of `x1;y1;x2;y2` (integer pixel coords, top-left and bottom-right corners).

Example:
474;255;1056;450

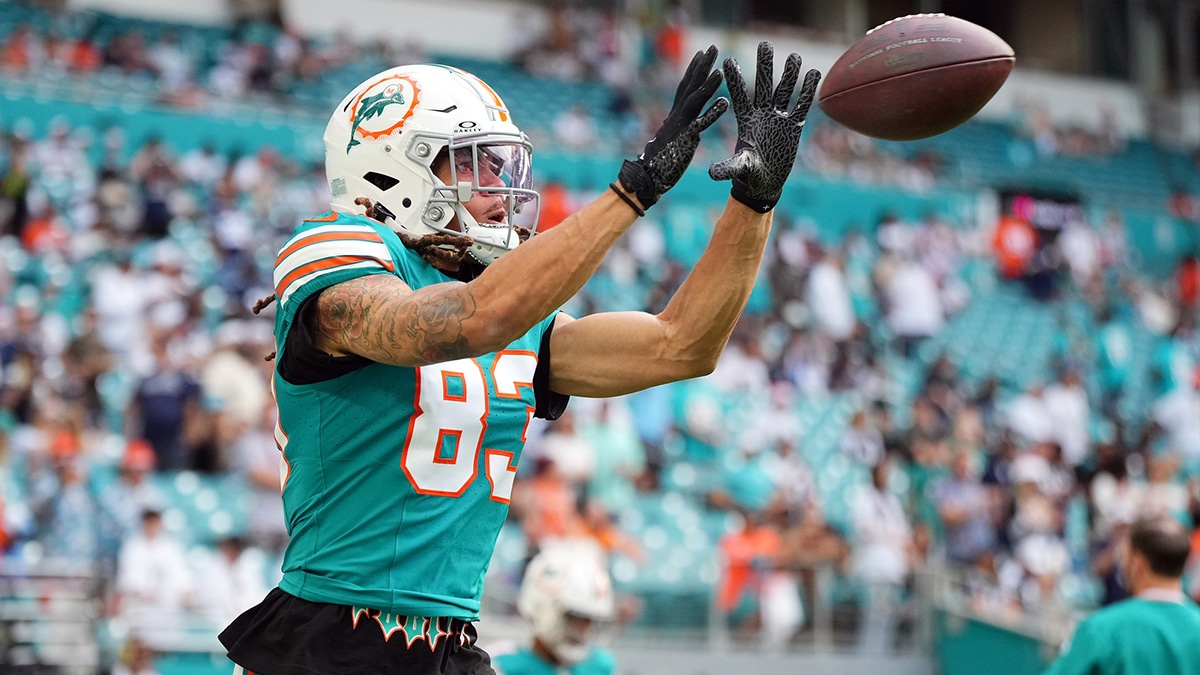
346;74;421;153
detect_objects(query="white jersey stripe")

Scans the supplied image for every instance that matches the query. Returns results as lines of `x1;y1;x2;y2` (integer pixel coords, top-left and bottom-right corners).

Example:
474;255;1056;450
287;222;379;242
274;240;393;287
279;260;384;305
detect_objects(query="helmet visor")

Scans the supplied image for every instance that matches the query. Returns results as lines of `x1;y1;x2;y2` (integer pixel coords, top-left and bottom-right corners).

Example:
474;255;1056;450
448;140;536;205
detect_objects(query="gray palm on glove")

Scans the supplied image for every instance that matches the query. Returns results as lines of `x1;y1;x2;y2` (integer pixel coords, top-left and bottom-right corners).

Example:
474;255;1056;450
709;41;821;213
618;45;729;210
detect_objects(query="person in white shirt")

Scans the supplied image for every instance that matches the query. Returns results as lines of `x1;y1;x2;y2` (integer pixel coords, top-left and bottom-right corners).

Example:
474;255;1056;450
537;410;597;488
1043;370;1091;467
1005;382;1054;446
1153;386;1200;461
841;410;885;466
806;247;855;342
884;257;944;355
851;459;913;653
114;509;195;650
196;536;269;629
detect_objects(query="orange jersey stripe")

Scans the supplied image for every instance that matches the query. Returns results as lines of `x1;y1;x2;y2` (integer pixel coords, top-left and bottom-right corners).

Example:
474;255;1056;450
274;254;395;298
275;230;384;267
303;212;339;223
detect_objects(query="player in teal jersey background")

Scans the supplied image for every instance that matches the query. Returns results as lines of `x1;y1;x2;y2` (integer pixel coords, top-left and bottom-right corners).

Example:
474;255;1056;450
219;41;821;674
1043;516;1200;675
491;548;619;675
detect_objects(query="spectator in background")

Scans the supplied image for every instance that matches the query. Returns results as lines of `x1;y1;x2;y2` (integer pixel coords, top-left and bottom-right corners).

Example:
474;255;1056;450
31;117;89;186
710;333;772;393
28;430;98;567
513;456;580;559
179;141;227;189
936;452;999;567
1;24;43;71
1152;375;1200;463
1043;369;1090;468
125;336;203;471
1177;255;1199;311
1089;452;1143;544
1139;455;1189;523
97;439;163;576
536;410;597;492
1006;382;1053;448
883;254;944;357
114;509;195;650
763;440;815;516
851;459;914;653
1;134;32;238
1;296;44;425
552;103;599;152
581;399;645;514
200;319;270;462
196;535;269;629
534;179;576;233
90;252;151;359
227;401;287;557
717;509;782;642
907;396;951;466
148;30;193;94
1059;217;1098;290
805;246;855;343
841;410;885;467
1094;305;1133;419
61;308;114;429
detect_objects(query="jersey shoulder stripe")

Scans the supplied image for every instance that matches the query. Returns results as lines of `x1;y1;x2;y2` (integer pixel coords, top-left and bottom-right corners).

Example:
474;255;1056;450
277;260;387;305
273;221;396;303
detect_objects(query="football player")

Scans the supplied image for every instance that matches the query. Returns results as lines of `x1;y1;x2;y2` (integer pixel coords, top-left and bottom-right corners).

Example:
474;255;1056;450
492;549;617;675
220;41;820;674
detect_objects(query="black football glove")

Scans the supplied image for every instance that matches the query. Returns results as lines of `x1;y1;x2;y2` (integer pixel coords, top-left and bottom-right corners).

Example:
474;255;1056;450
709;41;821;213
618;45;729;210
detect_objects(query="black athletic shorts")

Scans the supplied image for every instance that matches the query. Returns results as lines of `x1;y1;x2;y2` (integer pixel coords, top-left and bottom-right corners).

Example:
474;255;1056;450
219;587;496;675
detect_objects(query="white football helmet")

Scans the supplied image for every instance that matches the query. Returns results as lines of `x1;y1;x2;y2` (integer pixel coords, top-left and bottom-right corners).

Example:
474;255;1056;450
517;549;616;664
323;64;539;266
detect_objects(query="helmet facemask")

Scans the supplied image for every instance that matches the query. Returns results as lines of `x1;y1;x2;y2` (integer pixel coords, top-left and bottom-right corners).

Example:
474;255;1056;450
542;610;612;664
417;134;539;265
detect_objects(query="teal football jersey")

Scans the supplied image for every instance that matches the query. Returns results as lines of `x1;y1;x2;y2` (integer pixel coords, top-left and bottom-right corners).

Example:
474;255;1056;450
270;212;554;620
492;646;616;675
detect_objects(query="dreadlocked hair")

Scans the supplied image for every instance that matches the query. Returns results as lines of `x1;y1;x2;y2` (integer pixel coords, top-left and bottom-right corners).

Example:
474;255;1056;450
353;196;531;275
251;294;277;361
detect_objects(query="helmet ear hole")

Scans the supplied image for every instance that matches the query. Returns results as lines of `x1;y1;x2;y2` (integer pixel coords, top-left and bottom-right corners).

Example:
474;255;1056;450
363;171;400;191
402;198;412;208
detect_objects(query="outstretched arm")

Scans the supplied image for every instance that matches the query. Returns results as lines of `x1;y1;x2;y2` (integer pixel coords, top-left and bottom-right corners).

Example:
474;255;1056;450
548;198;770;396
308;48;728;367
548;42;822;397
309;190;642;365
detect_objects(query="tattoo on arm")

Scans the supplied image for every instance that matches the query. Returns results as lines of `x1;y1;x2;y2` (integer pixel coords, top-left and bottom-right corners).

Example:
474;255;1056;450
313;275;480;364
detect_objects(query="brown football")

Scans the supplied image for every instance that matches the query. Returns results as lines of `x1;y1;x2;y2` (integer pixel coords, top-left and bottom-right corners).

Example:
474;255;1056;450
817;13;1015;141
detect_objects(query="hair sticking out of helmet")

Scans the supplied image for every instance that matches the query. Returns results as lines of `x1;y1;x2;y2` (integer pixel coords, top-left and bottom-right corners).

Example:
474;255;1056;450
353;196;531;280
323;64;540;269
517;548;616;665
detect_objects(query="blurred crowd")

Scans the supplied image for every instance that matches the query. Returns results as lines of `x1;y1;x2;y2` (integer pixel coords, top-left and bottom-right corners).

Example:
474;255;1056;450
0;2;1198;670
0;7;426;110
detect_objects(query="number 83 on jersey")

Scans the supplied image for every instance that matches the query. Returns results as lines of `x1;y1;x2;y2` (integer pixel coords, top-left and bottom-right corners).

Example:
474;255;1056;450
401;351;538;502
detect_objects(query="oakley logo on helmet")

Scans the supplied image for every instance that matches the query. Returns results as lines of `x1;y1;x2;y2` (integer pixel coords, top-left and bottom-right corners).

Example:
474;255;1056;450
346;74;422;153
